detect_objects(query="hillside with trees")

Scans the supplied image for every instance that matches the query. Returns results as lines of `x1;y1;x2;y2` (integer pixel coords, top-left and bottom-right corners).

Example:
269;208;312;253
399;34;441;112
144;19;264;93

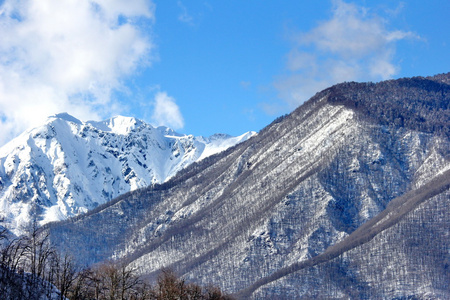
37;73;450;298
0;226;232;299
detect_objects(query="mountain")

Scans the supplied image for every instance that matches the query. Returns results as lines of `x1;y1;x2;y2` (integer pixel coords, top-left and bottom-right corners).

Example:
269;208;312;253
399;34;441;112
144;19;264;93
47;74;450;298
0;114;255;235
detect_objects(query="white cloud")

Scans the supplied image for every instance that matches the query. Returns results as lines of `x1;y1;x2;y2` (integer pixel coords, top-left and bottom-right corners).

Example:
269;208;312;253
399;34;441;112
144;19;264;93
274;0;419;110
151;92;184;130
0;0;155;145
177;1;194;26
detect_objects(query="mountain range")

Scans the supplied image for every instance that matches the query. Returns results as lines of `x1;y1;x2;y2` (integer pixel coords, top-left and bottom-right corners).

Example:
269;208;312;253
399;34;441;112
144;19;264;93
0;114;255;235
41;74;450;298
0;73;448;298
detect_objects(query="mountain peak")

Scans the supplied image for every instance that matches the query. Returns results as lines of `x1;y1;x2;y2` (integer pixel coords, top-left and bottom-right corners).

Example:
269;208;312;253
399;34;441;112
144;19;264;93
156;126;184;137
87;115;145;135
48;113;147;135
50;112;82;124
0;115;255;235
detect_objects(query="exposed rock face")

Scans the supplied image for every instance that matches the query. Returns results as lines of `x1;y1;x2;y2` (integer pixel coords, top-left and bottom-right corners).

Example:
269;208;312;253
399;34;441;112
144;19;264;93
46;74;450;298
0;114;255;235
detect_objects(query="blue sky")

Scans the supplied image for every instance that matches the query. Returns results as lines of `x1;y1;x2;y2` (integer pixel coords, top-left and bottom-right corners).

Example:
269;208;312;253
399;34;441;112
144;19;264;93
0;0;448;145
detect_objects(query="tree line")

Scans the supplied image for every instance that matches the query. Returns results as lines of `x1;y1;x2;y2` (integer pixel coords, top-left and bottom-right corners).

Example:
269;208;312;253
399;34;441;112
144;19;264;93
0;226;233;300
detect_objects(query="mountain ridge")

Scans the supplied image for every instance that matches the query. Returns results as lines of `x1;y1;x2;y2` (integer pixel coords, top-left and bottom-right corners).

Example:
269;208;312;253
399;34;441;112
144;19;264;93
45;74;450;298
0;114;255;235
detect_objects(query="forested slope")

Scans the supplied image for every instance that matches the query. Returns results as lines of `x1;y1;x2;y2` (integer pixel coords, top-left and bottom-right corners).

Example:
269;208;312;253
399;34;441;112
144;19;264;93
46;74;450;298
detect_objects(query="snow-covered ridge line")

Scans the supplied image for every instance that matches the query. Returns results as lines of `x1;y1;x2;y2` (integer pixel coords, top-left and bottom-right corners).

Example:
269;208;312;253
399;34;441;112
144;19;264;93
0;113;256;235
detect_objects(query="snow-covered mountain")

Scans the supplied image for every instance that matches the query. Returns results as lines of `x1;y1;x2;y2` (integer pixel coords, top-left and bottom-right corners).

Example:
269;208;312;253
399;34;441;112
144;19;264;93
46;74;450;298
0;113;255;235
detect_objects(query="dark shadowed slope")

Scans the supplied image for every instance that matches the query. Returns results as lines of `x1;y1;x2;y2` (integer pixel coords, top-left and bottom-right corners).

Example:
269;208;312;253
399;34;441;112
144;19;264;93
46;74;450;298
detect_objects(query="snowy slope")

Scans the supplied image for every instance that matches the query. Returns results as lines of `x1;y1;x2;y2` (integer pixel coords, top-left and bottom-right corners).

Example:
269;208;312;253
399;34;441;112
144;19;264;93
0;113;255;235
46;74;450;298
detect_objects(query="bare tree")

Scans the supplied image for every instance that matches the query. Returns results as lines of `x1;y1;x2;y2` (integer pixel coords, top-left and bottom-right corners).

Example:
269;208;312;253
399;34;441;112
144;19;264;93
52;252;78;300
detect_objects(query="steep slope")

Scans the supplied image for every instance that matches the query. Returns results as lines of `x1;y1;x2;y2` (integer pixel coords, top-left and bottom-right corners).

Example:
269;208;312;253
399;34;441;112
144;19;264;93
241;168;450;298
0;114;255;235
46;74;450;298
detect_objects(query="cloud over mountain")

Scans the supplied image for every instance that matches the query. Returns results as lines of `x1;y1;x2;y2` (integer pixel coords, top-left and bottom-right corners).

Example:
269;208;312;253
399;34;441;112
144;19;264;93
151;92;185;130
0;0;155;145
273;0;419;111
